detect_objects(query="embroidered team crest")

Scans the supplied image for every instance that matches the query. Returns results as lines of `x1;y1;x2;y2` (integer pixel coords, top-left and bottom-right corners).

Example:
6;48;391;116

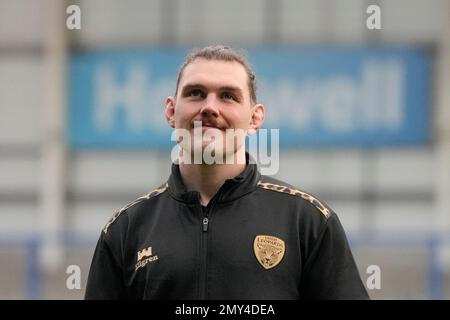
253;235;285;270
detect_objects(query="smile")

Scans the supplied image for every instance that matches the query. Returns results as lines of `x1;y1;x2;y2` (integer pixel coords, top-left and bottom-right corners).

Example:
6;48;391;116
191;120;224;131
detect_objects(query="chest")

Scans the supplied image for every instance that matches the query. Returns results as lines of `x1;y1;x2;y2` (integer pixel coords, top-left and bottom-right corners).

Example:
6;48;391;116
124;202;302;299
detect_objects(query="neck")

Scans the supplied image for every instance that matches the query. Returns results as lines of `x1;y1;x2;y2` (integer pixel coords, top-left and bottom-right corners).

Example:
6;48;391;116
179;151;247;206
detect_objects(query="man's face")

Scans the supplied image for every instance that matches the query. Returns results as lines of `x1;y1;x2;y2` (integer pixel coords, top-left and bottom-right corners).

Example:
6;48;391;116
166;58;264;162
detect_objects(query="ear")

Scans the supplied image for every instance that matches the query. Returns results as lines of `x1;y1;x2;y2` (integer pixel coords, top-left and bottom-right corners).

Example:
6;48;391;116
247;103;265;135
165;96;176;128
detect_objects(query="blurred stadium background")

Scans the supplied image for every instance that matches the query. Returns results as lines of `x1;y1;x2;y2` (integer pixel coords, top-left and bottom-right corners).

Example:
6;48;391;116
0;0;449;299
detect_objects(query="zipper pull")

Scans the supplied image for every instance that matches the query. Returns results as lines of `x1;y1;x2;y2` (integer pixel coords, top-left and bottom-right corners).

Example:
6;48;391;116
202;217;209;232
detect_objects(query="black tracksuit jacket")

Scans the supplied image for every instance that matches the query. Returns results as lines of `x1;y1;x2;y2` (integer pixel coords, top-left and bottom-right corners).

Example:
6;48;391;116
85;159;369;300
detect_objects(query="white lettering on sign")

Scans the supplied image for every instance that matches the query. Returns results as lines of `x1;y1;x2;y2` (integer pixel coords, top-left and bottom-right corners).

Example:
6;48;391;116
94;64;172;133
260;59;404;133
91;60;404;138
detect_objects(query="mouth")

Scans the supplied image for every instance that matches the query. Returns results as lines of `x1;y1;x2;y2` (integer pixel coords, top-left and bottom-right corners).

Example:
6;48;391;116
192;121;224;130
203;124;222;129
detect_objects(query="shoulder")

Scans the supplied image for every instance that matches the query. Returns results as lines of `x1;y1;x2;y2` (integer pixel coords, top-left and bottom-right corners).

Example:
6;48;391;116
256;175;333;220
102;183;168;235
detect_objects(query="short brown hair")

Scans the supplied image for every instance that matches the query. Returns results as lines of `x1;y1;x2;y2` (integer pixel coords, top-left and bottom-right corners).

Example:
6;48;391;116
174;45;257;103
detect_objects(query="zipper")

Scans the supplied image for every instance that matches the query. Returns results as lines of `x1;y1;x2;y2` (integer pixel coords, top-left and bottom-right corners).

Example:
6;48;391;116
202;217;209;232
198;197;217;299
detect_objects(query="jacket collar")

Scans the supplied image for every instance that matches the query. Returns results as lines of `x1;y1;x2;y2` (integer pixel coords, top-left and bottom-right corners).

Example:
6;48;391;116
167;152;260;204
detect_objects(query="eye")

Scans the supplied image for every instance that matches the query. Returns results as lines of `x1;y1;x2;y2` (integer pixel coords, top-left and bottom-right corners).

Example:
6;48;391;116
188;89;204;98
221;92;236;101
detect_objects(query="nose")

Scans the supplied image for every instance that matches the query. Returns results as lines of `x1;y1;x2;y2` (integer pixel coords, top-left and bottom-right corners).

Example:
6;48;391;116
200;94;220;118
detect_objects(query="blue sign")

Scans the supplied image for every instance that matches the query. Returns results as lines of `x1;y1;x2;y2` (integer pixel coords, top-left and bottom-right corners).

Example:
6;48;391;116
69;47;431;148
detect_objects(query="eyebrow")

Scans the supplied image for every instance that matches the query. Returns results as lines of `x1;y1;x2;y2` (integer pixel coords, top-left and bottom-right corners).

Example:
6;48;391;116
181;83;244;99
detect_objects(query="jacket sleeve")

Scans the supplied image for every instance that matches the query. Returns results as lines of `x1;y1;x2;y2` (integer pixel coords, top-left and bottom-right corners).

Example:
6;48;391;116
84;232;127;299
299;213;369;300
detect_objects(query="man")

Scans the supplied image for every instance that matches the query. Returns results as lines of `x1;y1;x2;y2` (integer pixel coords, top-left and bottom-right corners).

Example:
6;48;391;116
85;45;369;299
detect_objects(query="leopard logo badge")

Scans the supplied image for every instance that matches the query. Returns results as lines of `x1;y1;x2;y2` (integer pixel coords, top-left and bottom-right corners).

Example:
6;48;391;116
253;235;285;270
